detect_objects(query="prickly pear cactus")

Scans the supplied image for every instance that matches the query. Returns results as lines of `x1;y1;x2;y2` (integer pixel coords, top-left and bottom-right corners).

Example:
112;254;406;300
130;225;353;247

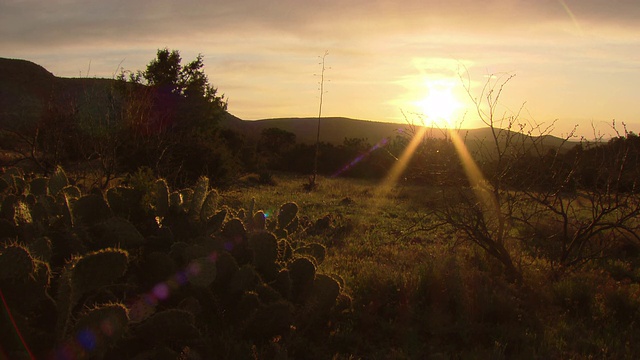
57;248;130;337
169;191;183;214
0;177;8;193
0;218;16;239
89;217;145;250
60;184;82;200
277;202;298;230
48;166;69;196
255;283;284;304
222;218;250;263
0;242;35;281
251;211;267;231
135;309;200;343
12;198;33;228
188;176;209;219
1;168;26;194
29;177;49;197
179;189;194;210
295;274;341;330
228;265;260;298
288;257;316;304
1;194;16;223
246;301;293;340
155;179;170;217
72;249;128;298
187;257;217;288
278;238;294;262
27;236;53;262
128;296;158;323
222;218;247;240
248;232;279;281
295;243;327;266
106;186;143;219
206;209;227;235
72;194;111;226
200;189;219;221
140;251;178;287
271;269;292;299
213;251;240;288
230;290;260;323
71;303;129;357
310;274;341;313
0;166;352;358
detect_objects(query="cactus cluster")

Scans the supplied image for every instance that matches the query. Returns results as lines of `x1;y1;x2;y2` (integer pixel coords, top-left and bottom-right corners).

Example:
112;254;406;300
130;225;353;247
0;167;351;359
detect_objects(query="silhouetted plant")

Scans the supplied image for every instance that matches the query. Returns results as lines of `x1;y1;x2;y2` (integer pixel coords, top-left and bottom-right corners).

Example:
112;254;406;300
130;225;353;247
0;166;351;358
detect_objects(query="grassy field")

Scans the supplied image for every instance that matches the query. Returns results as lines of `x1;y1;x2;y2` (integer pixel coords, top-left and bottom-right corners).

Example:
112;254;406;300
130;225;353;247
218;173;640;359
2;166;640;358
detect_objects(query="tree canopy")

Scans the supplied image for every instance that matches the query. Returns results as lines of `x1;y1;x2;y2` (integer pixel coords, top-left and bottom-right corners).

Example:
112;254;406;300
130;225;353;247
119;48;227;127
111;48;236;186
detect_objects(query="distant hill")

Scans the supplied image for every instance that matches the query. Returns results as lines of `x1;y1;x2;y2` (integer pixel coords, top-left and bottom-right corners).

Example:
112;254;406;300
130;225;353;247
0;57;55;128
0;57;117;131
220;114;576;152
219;115;420;144
1;57;575;151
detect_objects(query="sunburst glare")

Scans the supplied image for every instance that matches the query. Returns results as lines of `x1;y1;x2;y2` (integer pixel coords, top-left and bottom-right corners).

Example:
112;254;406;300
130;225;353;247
415;80;463;129
448;129;500;221
372;125;429;207
366;119;499;231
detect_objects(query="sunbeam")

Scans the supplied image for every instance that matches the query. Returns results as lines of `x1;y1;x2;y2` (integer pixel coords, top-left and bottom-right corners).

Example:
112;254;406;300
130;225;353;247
448;129;500;222
372;126;429;207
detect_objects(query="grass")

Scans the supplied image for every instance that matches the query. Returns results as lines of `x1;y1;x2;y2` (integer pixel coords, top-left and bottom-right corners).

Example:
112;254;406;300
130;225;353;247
219;173;439;274
5;163;637;358
216;172;640;359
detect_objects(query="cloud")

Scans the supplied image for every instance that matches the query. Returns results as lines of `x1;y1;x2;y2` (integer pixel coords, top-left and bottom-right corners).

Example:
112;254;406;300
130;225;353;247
2;0;639;137
3;0;639;52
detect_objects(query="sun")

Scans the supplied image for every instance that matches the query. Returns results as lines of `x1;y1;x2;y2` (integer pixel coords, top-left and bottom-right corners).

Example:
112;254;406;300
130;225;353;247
414;80;463;128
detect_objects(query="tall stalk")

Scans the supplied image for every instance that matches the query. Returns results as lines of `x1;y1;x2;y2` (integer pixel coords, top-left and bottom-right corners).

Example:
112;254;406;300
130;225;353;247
312;51;329;187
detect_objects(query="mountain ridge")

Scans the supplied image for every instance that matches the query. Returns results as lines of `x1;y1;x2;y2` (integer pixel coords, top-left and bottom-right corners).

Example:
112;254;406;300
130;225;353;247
1;57;573;149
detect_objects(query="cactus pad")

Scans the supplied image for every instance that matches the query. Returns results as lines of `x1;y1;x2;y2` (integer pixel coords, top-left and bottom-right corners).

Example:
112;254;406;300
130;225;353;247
67;248;129;306
188;176;209;219
0;243;35;281
277;202;298;229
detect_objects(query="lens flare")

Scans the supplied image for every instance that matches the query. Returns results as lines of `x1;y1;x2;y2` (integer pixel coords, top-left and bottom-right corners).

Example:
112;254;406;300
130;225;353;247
332;138;389;177
76;329;97;352
152;283;170;300
187;262;202;276
52;245;232;357
558;0;582;35
1;289;35;359
51;313;128;359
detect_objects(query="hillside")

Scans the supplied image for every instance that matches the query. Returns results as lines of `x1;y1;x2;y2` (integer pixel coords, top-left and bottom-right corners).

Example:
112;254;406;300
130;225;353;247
0;57;117;131
220;115;419;144
221;115;575;152
1;57;574;150
0;57;55;128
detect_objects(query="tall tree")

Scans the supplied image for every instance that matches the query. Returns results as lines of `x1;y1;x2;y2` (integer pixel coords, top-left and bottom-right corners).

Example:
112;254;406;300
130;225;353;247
116;48;236;186
143;49;182;94
139;49;227;131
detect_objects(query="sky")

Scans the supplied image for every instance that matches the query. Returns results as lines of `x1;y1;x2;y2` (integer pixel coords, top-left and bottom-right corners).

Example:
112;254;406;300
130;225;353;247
1;0;639;138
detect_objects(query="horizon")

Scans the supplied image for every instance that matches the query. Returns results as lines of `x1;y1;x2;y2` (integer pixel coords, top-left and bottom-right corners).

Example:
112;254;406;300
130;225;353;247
2;0;639;139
